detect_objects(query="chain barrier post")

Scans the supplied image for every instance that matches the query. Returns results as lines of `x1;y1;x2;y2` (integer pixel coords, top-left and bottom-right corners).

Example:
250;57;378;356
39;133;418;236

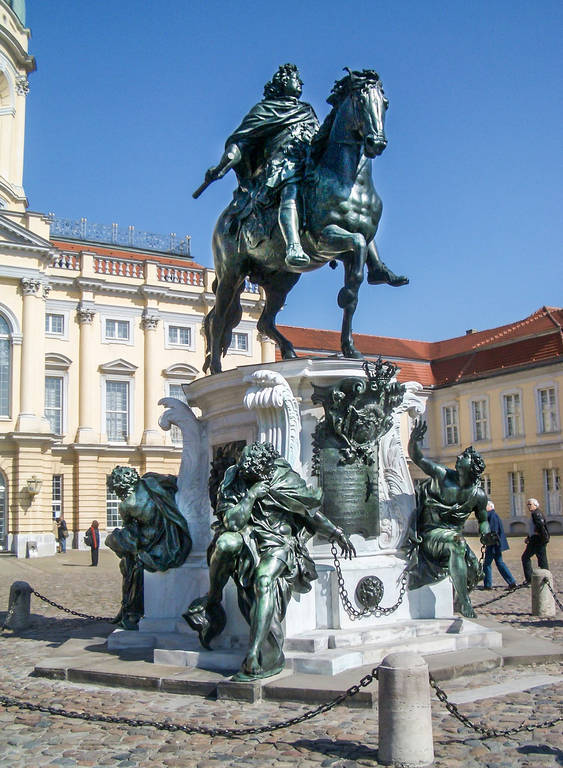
2;581;32;631
378;652;434;767
532;569;556;618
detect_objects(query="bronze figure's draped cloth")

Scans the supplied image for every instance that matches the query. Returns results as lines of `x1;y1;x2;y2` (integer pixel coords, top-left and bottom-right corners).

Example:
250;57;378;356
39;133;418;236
209;456;321;665
137;473;192;572
215;457;321;597
408;478;482;591
224;97;319;243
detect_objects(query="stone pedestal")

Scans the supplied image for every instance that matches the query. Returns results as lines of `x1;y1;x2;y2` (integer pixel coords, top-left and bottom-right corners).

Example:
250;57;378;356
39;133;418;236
378;651;434;766
108;358;501;673
531;568;556;618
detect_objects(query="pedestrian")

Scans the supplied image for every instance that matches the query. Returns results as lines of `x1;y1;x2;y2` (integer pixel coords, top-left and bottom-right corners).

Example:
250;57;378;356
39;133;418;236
56;516;68;553
521;498;550;585
84;520;100;566
482;501;517;590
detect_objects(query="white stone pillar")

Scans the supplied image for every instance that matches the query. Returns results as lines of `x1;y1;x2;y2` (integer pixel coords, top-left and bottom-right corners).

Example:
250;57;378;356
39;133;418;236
17;277;48;432
531;568;556;618
141;310;161;445
378;651;434;767
76;303;97;443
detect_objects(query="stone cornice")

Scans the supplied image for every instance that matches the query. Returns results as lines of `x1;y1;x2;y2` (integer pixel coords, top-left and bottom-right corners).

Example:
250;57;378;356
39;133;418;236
0;26;36;73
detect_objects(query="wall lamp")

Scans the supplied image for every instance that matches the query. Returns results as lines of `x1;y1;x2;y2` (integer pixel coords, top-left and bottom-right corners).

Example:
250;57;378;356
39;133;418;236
26;476;42;498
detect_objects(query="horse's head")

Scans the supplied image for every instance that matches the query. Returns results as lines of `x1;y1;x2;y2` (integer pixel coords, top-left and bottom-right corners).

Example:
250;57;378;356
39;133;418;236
328;69;388;158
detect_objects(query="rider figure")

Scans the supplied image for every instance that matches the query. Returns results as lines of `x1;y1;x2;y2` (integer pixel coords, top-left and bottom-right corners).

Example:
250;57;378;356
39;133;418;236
201;63;319;269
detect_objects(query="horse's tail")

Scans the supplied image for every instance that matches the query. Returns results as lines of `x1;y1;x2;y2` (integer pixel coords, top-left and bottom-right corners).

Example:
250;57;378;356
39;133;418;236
203;308;214;373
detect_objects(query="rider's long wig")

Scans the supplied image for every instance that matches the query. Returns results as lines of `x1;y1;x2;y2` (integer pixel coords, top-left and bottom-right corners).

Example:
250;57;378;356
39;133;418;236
263;63;301;99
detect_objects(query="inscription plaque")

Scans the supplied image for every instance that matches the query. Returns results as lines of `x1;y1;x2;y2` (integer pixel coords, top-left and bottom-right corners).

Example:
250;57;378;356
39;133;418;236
319;447;379;538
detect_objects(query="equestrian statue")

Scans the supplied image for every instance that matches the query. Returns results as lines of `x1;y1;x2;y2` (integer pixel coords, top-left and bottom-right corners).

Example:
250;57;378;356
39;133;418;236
194;64;408;374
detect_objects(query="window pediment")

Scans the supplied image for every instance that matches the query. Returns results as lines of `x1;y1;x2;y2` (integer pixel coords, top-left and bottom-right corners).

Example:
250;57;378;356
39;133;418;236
163;363;198;380
45;353;72;371
99;358;137;375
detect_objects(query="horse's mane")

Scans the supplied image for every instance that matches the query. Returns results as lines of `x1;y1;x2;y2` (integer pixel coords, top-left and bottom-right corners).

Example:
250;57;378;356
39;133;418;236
310;69;382;164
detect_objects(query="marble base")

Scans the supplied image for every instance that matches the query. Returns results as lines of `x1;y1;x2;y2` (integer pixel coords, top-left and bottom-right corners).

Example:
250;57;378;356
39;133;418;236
147;617;502;677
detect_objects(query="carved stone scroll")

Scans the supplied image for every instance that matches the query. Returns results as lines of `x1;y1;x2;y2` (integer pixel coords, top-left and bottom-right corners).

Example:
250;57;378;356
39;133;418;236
243;369;302;472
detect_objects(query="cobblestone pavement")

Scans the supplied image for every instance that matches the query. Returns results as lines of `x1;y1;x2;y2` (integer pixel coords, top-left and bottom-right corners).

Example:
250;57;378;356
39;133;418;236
0;541;561;767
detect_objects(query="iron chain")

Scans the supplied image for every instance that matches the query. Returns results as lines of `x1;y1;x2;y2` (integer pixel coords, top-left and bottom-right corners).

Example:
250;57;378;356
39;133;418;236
331;542;407;620
429;674;562;738
543;578;563;611
31;590;112;623
472;582;528;609
0;667;379;737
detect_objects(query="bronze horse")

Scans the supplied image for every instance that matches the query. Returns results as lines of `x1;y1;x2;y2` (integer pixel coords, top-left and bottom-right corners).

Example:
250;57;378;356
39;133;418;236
203;70;408;374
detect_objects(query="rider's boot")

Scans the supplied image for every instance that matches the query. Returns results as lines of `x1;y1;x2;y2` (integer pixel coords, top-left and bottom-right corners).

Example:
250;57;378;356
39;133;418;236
366;249;409;286
279;199;310;269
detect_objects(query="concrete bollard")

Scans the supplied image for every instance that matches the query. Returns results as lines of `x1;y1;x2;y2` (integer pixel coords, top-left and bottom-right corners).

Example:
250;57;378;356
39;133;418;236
531;568;556;618
3;580;33;631
378;651;434;767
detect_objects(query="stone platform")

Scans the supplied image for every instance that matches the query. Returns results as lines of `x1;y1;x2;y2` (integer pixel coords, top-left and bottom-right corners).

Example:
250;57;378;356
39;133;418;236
33;615;562;707
108;617;501;677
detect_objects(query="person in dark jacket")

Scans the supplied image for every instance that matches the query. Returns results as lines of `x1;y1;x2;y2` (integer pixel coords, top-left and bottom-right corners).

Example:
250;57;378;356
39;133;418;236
521;498;550;584
483;501;516;590
55;517;68;553
85;520;100;566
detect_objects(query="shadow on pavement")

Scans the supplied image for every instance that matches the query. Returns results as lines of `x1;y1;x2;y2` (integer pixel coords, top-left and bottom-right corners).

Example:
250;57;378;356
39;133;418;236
290;737;379;763
517;744;563;765
0;613;113;645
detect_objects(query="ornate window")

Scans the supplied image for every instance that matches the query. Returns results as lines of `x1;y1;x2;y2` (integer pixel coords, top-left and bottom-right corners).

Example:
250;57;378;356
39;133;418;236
45;313;65;336
167;325;192;347
45;376;63;434
106;481;122;528
44;354;71;436
508;471;525;517
105;318;130;342
229;331;249;352
100;359;137;443
52;475;63;520
442;404;459;446
503;392;523;437
0;315;11;417
480;474;492;497
543;468;561;517
105;380;129;442
471;399;489;441
537;386;559;433
167;382;188;445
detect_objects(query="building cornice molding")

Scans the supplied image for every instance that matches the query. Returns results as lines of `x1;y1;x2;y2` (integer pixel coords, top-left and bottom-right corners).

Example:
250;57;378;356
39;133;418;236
0;26;35;74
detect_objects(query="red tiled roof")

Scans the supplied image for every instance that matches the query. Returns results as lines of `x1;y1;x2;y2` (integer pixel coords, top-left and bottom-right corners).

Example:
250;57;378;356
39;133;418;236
277;306;563;388
51;239;205;270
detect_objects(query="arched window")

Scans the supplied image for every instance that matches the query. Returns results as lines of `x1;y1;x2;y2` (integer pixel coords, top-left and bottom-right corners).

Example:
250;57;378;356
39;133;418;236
0;315;11;417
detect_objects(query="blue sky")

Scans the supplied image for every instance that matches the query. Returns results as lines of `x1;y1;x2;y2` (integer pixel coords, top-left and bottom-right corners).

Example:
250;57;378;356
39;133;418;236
24;1;562;341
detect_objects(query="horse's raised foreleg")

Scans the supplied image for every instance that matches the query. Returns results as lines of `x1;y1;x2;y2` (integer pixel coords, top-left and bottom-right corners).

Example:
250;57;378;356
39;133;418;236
257;272;301;359
318;225;366;359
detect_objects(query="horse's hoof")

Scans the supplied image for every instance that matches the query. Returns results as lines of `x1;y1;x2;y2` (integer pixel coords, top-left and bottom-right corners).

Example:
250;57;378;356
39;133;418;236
281;349;298;360
342;347;364;360
367;267;409;287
